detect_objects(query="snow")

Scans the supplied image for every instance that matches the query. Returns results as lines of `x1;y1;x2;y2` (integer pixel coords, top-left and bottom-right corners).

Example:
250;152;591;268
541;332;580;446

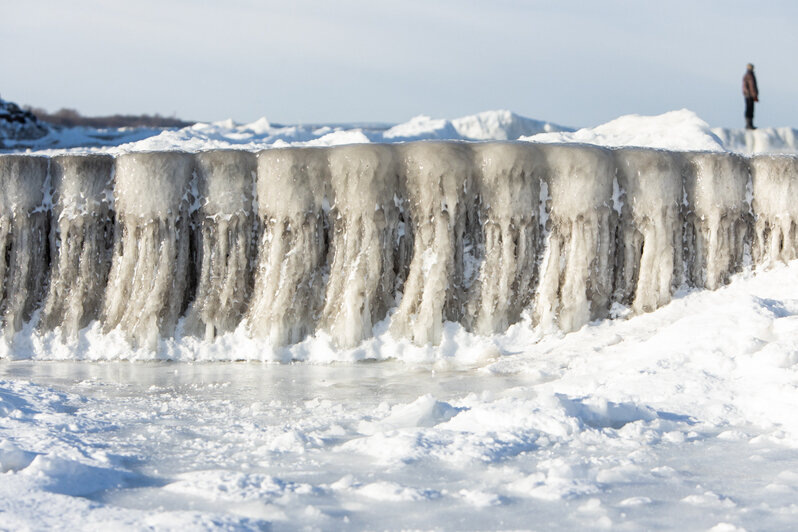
3;262;798;530
2;108;798;530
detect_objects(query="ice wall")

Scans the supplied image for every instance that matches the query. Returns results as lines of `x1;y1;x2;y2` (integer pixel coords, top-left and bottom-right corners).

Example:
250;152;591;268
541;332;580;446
40;154;114;336
102;152;193;349
614;148;683;313
0;155;48;337
0;144;796;354
246;148;329;347
183;150;256;339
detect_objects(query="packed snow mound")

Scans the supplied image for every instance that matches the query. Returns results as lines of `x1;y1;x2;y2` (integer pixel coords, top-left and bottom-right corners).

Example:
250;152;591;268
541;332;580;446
0;98;48;145
524;109;726;152
383;110;571;142
451;110;571;140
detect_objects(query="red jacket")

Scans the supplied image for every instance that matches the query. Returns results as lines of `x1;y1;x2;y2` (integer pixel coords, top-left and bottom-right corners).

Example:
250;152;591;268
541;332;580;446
743;71;758;99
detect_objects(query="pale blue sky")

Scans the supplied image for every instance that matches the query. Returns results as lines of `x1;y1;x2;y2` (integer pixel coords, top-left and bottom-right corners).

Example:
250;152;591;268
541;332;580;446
2;0;796;128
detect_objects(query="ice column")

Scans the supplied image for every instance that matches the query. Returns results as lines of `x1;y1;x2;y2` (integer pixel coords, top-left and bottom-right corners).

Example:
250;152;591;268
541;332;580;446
40;155;114;336
466;143;542;334
247;148;329;346
182;150;256;339
321;145;400;347
0;155;48;337
614;148;683;313
535;144;616;333
683;153;751;289
749;155;798;265
102;152;193;349
390;142;473;345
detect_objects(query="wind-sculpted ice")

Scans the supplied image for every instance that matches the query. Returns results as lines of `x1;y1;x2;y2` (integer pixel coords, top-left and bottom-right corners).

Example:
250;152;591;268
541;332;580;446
466;143;542;335
102;152;193;349
1;143;797;356
0;155;48;337
750;155;798;264
182;150;256;339
535;145;616;333
322;145;401;348
40;155;114;336
683;152;751;290
246;148;329;347
390;142;473;346
614;149;683;313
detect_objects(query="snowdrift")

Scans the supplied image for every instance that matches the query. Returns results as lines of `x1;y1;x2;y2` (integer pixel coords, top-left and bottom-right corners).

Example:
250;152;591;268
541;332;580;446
1;143;796;358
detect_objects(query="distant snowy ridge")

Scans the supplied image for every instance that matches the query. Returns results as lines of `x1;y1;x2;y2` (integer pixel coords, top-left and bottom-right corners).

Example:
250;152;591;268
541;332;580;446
6;107;798;156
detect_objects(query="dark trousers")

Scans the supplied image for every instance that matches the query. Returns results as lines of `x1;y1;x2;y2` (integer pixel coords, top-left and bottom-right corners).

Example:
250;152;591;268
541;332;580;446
745;97;755;119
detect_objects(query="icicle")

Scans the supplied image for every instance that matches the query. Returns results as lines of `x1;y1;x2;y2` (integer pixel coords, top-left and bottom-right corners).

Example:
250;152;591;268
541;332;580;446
683;153;751;290
182;150;256;340
321;144;399;348
0;155;49;338
40;155;115;337
614;148;683;313
465;142;543;335
247;147;329;347
750;154;798;265
102;152;193;349
390;142;473;346
534;144;616;333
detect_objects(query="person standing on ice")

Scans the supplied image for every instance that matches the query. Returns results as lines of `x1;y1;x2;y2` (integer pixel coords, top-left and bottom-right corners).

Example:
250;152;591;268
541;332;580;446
743;63;759;129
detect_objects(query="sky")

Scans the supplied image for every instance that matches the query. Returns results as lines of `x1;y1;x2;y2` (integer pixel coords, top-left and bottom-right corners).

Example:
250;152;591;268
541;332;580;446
1;0;797;129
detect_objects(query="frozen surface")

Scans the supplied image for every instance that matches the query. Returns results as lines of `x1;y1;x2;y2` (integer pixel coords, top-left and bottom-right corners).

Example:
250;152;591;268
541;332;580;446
2;262;798;530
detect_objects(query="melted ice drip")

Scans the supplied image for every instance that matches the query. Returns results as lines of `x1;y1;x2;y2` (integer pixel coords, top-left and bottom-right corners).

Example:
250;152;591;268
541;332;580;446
40;155;115;336
390;142;474;345
750;155;798;264
102;152;193;349
322;145;400;348
183;150;256;340
246;148;329;346
614;148;683;313
0;155;48;338
466;143;542;335
535;144;616;333
684;153;751;290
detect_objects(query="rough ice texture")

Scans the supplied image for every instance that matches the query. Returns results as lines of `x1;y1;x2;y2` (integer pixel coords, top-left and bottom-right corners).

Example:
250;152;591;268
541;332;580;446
614;148;683;313
750;155;798;264
465;143;542;334
322;144;400;347
0;155;48;337
535;144;616;332
40;155;115;336
246;148;329;346
0;143;796;354
102;152;193;349
683;152;751;290
389;142;474;345
182;150;256;339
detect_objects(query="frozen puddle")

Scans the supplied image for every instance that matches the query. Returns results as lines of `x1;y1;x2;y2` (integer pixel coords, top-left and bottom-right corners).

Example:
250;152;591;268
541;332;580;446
2;352;798;531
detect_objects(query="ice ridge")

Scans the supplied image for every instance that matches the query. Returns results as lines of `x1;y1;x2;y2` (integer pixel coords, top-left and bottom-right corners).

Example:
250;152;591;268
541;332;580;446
0;144;795;355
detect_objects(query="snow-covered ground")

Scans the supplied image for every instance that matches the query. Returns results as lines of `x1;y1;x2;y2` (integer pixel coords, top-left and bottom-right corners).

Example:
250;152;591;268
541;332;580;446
3;262;798;531
2;109;798;530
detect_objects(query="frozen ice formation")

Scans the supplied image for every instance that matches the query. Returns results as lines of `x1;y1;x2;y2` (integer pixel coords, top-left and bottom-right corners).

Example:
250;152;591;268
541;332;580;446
0;143;794;353
102;152;193;349
0;155;48;337
40;154;114;336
